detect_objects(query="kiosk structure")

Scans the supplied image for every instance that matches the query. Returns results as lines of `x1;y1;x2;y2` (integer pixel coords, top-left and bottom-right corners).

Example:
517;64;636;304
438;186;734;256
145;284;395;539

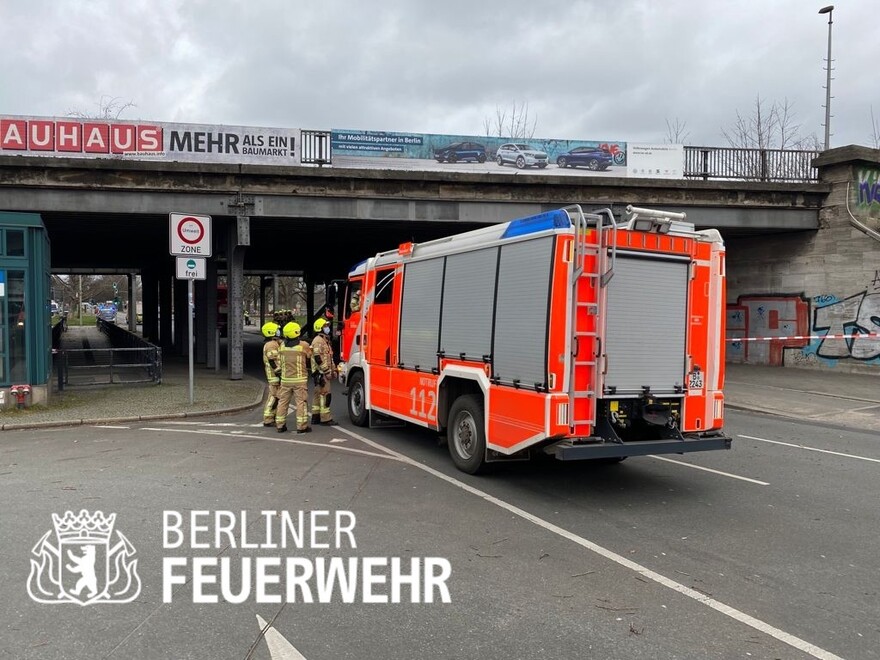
0;212;51;408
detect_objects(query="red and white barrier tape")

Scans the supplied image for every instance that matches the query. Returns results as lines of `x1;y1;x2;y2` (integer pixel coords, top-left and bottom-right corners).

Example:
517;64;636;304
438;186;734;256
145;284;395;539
726;332;880;342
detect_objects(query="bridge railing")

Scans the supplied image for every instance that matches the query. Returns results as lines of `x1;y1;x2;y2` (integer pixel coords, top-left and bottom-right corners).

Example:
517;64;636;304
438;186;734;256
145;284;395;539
301;130;332;166
683;146;821;182
56;320;162;390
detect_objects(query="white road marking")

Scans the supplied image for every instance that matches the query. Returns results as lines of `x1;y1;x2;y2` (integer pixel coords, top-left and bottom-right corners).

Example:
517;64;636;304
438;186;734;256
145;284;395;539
92;425;130;429
156;420;271;428
739;434;880;464
139;427;399;462
159;421;214;425
256;614;308;660
648;455;769;485
809;403;880;417
336;426;843;660
330;438;347;443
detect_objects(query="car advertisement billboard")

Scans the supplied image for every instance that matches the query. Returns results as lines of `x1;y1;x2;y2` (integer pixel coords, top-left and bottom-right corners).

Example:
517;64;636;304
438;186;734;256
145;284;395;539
331;129;628;175
0;115;301;166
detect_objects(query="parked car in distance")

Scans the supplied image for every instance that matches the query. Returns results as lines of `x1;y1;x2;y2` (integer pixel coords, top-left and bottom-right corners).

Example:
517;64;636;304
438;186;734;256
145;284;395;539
556;146;615;171
433;141;487;163
495;143;549;169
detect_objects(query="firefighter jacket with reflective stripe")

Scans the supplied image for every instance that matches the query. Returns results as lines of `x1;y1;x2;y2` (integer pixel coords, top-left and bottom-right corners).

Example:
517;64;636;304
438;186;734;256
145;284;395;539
262;338;282;384
279;340;312;385
310;334;335;377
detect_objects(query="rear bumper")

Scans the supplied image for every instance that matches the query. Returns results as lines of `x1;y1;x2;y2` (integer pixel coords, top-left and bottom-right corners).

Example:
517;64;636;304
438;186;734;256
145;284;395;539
550;434;732;461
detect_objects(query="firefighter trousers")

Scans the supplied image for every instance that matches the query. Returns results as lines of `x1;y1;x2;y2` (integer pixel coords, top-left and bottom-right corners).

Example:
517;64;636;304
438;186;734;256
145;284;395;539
311;379;333;423
278;383;310;430
262;382;281;424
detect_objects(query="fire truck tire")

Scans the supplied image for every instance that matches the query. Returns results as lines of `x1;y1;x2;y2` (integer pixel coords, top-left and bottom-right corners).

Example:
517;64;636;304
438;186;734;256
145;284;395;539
447;395;486;474
347;372;369;427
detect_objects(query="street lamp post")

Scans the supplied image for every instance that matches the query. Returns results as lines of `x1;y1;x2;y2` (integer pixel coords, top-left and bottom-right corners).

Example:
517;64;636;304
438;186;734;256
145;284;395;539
819;5;834;151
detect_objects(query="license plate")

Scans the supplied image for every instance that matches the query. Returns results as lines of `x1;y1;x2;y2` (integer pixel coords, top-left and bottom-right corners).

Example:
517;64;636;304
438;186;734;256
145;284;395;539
688;371;704;389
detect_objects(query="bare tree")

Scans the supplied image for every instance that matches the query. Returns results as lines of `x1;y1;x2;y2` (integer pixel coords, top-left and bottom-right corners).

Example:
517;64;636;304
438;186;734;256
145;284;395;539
719;96;820;181
722;96;818;150
664;117;690;144
870;106;880;150
483;102;538;139
66;95;137;120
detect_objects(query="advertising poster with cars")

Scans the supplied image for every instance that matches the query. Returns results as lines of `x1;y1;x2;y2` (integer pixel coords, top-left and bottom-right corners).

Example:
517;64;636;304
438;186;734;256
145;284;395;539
0;115;301;166
626;143;685;179
331;129;629;176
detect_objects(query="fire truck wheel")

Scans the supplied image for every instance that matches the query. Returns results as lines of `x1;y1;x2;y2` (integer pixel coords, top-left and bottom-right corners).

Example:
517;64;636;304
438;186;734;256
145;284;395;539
447;395;486;474
347;372;369;427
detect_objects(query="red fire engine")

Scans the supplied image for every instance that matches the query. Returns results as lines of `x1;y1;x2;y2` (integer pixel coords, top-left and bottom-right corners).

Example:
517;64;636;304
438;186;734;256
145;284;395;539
338;205;731;473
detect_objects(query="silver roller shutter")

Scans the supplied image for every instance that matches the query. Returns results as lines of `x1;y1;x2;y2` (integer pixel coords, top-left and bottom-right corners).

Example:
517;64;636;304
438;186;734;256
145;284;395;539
493;237;554;388
603;254;689;396
399;259;444;370
440;247;498;360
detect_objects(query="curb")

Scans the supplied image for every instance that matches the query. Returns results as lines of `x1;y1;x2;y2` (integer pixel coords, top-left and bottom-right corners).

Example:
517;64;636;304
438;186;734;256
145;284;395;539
1;383;266;432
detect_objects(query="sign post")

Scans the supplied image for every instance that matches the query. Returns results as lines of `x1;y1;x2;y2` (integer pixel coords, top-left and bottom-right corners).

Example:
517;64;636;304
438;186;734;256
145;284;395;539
170;214;211;405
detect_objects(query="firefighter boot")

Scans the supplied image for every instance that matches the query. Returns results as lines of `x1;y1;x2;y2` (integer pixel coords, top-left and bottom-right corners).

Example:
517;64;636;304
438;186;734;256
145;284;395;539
311;413;321;425
277;425;288;433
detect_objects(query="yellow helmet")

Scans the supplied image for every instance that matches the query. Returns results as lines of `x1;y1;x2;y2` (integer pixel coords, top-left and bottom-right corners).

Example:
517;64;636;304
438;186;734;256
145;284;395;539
314;317;329;333
261;321;280;338
282;322;301;340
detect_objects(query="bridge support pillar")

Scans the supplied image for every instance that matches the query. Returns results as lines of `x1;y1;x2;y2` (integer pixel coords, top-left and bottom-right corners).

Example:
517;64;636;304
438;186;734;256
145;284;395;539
305;273;314;328
142;267;159;344
174;276;188;356
205;259;218;369
127;272;137;333
159;262;174;351
227;216;249;380
195;277;207;364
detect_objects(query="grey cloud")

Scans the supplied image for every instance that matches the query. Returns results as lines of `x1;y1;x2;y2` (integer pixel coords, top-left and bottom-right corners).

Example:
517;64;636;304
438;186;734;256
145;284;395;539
0;0;873;147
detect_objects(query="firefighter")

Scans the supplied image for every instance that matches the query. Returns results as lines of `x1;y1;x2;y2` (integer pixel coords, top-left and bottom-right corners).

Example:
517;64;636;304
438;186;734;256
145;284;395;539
310;317;337;425
260;321;283;427
349;290;361;313
276;322;313;434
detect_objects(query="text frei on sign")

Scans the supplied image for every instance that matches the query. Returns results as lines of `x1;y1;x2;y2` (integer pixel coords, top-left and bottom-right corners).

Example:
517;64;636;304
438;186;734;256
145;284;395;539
169;213;212;257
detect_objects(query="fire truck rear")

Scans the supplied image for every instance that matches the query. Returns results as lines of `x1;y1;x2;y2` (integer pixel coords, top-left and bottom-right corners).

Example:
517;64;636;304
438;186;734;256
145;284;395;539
338;205;731;474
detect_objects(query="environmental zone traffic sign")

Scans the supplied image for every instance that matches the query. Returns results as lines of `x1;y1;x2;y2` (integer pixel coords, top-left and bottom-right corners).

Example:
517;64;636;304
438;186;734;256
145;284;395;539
170;213;212;257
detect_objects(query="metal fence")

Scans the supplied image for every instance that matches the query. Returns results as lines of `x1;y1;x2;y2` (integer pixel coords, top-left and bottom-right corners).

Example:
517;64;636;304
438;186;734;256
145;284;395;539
56;320;162;389
683;146;821;182
301;130;331;166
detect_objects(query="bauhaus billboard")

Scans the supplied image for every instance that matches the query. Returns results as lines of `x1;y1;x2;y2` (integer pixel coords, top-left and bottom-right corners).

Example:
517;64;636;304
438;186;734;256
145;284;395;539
0;115;300;166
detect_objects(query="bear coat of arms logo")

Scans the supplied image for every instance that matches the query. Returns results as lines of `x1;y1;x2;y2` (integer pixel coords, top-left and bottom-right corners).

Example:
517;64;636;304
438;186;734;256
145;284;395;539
27;510;141;605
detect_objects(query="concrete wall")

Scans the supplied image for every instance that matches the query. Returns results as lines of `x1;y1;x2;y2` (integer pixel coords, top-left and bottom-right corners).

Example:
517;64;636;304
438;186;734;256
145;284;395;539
726;146;880;373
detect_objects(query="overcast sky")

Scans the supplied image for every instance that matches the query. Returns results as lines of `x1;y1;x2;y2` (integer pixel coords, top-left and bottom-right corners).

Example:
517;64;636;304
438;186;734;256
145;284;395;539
1;0;875;148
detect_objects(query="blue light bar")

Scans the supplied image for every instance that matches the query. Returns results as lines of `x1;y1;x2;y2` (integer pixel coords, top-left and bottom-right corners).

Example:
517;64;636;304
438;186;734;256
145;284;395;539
500;209;571;239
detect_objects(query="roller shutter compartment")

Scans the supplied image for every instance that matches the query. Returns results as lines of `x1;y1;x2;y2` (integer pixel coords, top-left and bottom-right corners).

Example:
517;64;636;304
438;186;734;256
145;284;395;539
603;254;689;397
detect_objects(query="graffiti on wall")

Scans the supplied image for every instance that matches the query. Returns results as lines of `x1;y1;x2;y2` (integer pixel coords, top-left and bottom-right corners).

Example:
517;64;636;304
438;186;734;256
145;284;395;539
856;167;880;212
728;284;880;367
806;291;880;362
726;295;809;365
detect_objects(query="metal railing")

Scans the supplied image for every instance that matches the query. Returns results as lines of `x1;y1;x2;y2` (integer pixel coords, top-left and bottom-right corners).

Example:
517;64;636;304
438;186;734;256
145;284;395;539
301;130;332;166
55;320;162;389
683;146;821;182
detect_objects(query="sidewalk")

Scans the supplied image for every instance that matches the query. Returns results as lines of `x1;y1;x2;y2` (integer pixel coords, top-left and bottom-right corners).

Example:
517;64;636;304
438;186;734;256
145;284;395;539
0;325;264;431
725;363;880;432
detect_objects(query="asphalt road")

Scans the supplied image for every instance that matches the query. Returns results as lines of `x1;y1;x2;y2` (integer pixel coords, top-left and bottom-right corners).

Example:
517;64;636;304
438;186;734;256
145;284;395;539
1;401;877;660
